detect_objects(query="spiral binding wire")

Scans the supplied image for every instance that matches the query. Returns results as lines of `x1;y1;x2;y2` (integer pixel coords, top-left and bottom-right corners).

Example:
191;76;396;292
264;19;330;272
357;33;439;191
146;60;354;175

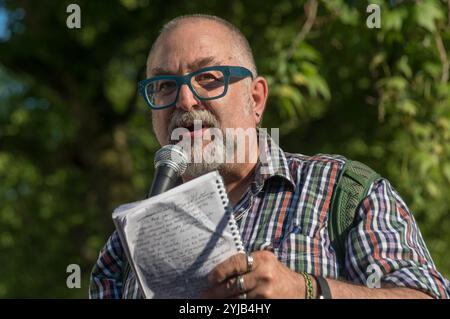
216;176;245;253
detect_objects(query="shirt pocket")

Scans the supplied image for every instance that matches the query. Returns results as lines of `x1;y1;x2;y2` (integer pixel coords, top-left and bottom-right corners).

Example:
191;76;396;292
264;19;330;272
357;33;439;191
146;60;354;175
279;202;324;241
249;219;319;253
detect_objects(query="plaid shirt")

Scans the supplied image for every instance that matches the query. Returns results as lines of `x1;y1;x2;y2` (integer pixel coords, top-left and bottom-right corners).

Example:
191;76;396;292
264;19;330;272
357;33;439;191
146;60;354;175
89;133;450;299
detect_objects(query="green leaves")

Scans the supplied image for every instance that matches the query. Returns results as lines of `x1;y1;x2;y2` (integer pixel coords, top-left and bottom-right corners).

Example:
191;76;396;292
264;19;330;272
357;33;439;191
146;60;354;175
414;0;444;32
383;6;407;31
266;41;330;133
396;56;412;79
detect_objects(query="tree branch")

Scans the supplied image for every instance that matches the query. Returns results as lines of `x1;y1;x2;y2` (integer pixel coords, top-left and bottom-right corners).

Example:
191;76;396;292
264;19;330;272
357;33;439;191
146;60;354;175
435;29;449;83
287;0;318;59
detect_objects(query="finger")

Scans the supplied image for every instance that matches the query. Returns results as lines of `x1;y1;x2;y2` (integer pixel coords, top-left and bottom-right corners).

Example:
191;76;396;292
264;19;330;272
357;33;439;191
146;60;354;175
201;272;256;299
207;253;247;285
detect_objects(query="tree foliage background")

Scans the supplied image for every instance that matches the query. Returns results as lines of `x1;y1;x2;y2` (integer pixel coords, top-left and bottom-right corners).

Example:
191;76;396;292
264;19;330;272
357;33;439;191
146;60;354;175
0;0;449;298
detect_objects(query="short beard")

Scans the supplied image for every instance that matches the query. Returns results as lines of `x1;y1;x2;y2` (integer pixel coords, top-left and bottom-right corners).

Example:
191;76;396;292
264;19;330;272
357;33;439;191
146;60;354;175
168;109;236;179
182;136;226;179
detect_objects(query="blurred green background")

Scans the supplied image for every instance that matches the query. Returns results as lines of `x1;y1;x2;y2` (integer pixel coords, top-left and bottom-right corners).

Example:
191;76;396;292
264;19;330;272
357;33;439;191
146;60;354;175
0;0;449;298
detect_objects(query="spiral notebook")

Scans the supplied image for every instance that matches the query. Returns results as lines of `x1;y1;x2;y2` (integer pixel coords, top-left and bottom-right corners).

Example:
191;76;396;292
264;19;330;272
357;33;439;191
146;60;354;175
112;170;245;299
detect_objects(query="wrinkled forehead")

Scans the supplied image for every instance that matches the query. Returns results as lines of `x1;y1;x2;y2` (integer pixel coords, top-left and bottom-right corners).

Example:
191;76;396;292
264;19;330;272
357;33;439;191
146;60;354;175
147;21;238;76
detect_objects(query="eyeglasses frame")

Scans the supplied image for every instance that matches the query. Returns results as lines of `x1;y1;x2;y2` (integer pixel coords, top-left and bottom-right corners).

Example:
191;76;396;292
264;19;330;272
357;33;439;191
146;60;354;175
138;65;254;110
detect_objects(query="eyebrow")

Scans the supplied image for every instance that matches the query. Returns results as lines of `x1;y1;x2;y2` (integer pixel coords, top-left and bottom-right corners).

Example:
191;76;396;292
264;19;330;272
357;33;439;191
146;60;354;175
149;56;221;76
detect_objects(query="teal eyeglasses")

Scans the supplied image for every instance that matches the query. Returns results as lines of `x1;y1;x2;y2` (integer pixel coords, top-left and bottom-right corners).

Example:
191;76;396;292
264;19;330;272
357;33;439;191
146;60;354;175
138;65;254;110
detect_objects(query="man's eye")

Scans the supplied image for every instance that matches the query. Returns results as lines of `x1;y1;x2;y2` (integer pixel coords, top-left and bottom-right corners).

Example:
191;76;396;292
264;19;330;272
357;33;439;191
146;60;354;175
196;73;219;83
159;81;177;92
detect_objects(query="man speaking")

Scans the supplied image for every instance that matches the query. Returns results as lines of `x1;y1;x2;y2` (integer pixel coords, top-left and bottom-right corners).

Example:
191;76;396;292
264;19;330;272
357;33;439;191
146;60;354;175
89;14;449;299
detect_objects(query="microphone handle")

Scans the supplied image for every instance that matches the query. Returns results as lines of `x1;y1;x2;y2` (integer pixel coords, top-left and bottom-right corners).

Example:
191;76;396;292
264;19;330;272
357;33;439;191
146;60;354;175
147;165;180;198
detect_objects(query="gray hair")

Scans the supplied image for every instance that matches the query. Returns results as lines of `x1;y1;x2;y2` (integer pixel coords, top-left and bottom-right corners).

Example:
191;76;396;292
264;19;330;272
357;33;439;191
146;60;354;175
147;14;257;77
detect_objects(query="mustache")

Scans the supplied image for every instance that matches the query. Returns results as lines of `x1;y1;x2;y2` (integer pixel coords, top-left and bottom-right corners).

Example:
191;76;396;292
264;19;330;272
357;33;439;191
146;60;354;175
168;109;220;135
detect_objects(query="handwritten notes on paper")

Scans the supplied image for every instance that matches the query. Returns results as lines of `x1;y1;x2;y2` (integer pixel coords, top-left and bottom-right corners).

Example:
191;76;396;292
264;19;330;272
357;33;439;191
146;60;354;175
113;171;242;298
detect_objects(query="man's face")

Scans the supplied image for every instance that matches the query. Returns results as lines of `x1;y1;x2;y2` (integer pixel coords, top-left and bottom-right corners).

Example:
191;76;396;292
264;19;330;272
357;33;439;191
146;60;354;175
147;20;257;178
148;21;255;145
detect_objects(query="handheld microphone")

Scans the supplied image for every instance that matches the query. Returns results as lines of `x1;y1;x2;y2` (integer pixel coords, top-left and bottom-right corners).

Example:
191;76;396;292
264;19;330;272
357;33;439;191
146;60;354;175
147;144;188;198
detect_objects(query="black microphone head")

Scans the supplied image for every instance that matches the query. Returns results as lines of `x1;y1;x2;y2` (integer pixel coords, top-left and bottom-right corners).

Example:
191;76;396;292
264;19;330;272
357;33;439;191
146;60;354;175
154;144;188;176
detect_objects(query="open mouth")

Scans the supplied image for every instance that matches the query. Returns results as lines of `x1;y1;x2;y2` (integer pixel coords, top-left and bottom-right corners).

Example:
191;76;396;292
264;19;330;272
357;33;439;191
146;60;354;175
182;121;213;133
173;121;218;142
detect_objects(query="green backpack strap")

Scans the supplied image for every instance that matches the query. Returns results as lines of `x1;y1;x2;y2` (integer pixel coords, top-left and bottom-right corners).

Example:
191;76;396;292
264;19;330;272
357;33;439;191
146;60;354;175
329;160;381;278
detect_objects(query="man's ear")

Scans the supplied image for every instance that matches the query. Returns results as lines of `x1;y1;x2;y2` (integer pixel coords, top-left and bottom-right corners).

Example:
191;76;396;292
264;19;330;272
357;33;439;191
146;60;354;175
251;76;269;125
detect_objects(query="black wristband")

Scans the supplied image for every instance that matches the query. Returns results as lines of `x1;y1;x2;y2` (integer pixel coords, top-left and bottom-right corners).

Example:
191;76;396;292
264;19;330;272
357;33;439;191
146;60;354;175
315;276;332;299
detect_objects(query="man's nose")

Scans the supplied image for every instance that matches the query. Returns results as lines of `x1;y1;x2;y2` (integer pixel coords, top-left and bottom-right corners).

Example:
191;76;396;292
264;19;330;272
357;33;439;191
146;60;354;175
176;84;199;112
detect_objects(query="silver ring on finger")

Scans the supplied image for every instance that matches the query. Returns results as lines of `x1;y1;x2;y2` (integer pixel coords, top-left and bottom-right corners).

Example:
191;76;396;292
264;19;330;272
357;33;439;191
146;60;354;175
246;253;254;272
238;292;247;299
237;275;246;293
